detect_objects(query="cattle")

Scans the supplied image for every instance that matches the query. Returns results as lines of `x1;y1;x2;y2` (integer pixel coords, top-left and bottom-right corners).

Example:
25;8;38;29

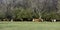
51;19;56;22
32;18;43;22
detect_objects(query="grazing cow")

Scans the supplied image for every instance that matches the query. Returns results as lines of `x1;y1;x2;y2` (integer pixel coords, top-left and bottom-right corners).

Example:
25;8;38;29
51;19;56;22
32;18;43;22
3;19;6;21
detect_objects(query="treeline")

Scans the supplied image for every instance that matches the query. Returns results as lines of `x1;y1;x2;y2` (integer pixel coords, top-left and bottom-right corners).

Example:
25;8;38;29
0;0;60;22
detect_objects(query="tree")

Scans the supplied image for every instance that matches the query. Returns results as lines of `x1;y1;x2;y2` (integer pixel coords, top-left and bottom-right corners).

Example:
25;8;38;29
12;7;33;21
42;12;60;22
0;12;5;19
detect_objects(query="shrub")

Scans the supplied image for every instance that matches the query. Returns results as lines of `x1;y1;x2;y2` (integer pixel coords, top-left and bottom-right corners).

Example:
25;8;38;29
42;12;60;21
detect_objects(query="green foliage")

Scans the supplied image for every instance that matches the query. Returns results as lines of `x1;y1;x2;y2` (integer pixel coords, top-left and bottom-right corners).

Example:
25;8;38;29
0;12;5;18
17;8;33;18
12;7;23;19
13;7;33;19
32;12;39;18
42;12;60;20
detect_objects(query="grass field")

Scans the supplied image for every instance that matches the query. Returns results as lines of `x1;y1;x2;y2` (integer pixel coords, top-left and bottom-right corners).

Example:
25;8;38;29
0;22;60;30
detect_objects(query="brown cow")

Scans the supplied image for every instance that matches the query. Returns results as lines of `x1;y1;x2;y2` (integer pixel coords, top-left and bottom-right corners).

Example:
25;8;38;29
32;18;43;22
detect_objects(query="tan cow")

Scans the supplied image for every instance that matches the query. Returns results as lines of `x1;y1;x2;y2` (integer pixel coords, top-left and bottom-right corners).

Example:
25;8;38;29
32;18;43;22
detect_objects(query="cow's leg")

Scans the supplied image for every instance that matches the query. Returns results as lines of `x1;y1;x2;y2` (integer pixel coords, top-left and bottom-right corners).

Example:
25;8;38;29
11;19;13;22
32;19;35;22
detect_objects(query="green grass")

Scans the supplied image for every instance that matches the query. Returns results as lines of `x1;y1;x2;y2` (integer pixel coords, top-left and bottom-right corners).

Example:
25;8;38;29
0;22;60;30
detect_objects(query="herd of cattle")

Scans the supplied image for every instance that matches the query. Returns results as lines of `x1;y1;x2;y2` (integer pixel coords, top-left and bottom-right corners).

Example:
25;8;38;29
0;18;58;22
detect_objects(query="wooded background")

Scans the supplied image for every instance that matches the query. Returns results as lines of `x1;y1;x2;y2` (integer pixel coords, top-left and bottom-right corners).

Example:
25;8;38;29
0;0;60;21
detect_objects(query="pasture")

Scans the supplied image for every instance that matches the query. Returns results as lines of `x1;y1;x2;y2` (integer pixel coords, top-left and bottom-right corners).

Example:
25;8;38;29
0;22;60;30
